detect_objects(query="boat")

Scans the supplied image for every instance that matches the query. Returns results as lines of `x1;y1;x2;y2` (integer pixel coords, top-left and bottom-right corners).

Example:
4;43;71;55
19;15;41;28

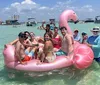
3;10;94;72
84;18;94;23
49;19;55;30
94;16;100;24
26;18;37;26
4;15;20;25
5;20;20;25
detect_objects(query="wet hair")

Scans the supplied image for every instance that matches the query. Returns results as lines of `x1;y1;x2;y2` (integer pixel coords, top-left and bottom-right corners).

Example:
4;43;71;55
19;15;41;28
59;26;67;30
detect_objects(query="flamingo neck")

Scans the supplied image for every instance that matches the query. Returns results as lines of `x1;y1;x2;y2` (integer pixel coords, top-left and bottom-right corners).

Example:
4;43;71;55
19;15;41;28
60;18;72;35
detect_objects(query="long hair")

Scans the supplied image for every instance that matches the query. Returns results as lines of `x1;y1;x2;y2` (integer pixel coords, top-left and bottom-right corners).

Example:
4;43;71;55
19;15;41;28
44;32;53;43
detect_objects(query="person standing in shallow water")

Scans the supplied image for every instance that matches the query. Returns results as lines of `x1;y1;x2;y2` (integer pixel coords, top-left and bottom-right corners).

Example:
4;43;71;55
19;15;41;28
73;29;81;42
81;32;88;44
56;27;74;59
87;27;99;44
42;24;53;38
85;27;100;63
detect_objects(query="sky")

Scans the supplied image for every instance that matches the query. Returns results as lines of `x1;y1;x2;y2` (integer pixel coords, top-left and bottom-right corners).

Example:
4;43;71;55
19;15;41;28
0;0;100;22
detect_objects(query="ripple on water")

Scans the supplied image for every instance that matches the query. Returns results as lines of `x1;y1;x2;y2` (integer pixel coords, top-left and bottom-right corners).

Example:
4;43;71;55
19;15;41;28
1;24;100;85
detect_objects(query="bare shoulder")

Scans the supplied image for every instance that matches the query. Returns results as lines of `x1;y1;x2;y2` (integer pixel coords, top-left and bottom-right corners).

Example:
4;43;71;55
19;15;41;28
65;34;71;38
65;34;73;40
15;41;21;51
15;41;20;46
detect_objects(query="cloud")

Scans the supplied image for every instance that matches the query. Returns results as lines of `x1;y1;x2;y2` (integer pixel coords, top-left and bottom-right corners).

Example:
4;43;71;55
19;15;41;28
3;0;39;14
81;5;94;12
38;6;49;10
1;0;95;21
21;0;36;4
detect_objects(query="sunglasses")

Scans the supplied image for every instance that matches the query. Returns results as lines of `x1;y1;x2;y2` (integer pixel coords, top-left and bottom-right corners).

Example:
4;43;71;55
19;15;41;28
93;31;99;33
19;34;27;39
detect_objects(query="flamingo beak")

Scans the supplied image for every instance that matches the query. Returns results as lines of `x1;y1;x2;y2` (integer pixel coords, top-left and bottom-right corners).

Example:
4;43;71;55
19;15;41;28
74;20;79;24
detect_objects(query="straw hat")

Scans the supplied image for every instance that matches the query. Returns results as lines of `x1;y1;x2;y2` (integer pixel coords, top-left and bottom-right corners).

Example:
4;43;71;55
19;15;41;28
74;29;79;33
91;26;100;32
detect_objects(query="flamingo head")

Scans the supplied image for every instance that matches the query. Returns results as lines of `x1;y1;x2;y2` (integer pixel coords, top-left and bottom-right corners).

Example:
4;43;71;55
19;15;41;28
67;10;79;24
59;10;79;34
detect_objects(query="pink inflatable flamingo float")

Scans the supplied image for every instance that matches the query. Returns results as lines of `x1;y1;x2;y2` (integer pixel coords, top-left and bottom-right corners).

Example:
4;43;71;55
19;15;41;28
59;10;94;69
3;10;94;72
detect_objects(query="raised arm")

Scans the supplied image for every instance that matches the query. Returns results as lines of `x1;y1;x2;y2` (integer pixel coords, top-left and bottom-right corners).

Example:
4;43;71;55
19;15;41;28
9;38;19;45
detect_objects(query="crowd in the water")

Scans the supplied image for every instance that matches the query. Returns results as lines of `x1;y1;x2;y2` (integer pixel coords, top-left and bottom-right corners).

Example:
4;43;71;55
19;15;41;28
7;22;100;65
73;27;100;62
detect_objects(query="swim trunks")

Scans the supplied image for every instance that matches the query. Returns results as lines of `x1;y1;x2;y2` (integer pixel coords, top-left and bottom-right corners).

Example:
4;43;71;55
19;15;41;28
21;55;31;62
25;50;34;57
56;49;67;56
94;57;100;62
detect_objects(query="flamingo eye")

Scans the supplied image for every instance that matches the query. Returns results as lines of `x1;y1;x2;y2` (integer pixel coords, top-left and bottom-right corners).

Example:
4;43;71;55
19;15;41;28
73;13;75;14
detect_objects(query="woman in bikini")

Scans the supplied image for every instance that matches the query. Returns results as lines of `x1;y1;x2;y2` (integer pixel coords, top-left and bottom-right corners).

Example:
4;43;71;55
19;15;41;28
36;32;56;63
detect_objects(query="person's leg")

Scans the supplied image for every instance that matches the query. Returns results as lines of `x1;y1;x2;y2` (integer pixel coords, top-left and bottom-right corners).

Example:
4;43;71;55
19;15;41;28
28;47;37;59
35;47;43;60
25;47;31;55
41;53;45;62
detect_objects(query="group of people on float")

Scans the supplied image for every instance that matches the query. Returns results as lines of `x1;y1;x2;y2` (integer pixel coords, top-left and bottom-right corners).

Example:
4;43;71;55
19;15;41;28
8;22;100;65
73;26;100;63
8;23;74;65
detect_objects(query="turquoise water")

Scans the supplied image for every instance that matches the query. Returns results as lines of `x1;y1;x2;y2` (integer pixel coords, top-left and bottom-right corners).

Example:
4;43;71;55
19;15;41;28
0;23;100;85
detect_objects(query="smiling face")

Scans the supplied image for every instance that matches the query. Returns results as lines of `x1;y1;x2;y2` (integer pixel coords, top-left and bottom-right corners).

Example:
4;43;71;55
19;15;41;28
30;32;35;39
60;27;67;36
44;33;51;41
61;29;66;36
92;31;99;36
